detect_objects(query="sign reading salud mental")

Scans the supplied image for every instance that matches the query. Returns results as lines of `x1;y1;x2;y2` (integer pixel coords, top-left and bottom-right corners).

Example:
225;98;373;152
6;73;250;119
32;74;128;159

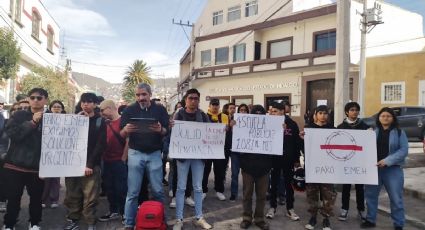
231;114;285;155
169;121;226;159
304;128;378;185
39;113;89;177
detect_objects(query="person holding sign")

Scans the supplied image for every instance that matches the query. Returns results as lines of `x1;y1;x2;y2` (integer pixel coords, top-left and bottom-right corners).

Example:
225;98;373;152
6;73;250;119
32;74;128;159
41;100;66;209
64;93;107;230
172;88;212;230
239;105;273;230
302;105;336;230
203;98;229;201
120;83;169;230
266;102;302;221
2;88;48;230
336;102;369;222
361;108;408;230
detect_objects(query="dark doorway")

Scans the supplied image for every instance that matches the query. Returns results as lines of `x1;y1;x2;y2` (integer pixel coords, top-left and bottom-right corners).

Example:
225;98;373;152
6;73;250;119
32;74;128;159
264;94;290;112
254;42;261;61
307;79;335;113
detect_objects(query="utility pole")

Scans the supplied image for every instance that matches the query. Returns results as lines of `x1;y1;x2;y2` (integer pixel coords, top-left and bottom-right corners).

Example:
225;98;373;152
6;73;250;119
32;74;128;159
358;0;383;117
9;0;17;103
334;0;351;125
172;19;193;42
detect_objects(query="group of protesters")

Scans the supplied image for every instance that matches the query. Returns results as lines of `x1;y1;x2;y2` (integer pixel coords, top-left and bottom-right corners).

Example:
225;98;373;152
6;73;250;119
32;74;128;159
0;83;408;230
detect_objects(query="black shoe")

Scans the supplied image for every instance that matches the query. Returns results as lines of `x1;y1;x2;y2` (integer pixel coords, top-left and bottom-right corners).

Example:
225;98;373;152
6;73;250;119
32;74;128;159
360;220;376;228
254;221;269;230
162;179;169;186
323;218;331;230
229;194;236;202
394;227;403;230
240;220;251;229
64;220;79;230
305;216;317;230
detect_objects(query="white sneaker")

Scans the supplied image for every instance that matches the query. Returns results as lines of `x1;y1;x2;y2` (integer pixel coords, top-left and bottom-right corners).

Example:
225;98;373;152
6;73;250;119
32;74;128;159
338;209;348;221
0;202;6;212
286;209;300;221
185;197;195;207
216;192;226;201
41;204;46;208
169;197;176;208
173;219;183;230
3;226;12;230
194;217;212;229
265;208;276;219
202;193;207;200
29;225;41;230
50;203;59;208
169;190;174;197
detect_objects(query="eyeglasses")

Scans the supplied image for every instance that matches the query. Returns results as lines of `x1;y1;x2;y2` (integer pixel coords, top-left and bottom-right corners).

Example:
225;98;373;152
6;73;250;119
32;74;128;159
187;97;199;101
29;96;44;101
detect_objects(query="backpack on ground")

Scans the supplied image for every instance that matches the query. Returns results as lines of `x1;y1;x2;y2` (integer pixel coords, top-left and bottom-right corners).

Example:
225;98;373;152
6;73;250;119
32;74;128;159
135;201;166;230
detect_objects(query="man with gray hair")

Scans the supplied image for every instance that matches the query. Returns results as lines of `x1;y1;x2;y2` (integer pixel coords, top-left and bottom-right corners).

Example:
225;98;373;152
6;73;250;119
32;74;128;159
119;83;169;229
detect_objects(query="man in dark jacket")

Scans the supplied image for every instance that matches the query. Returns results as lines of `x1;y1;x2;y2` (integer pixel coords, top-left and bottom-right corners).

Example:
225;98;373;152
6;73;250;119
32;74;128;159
120;83;169;230
337;102;369;222
266;102;302;221
64;93;107;230
2;88;48;230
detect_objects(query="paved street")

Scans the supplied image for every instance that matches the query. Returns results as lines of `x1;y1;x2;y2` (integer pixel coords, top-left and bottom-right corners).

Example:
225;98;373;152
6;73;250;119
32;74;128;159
1;146;424;230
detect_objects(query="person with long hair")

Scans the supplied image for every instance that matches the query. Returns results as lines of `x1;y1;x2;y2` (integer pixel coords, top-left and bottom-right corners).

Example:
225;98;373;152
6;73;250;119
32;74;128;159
361;107;408;230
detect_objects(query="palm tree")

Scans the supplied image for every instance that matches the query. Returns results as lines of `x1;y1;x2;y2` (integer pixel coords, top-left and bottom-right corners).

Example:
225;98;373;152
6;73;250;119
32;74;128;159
123;60;153;86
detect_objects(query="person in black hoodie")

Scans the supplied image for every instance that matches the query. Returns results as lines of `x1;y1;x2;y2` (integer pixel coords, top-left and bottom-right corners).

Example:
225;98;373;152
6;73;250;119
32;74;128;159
303;105;336;230
337;102;369;222
2;88;48;230
266;102;302;221
64;93;107;230
239;105;273;230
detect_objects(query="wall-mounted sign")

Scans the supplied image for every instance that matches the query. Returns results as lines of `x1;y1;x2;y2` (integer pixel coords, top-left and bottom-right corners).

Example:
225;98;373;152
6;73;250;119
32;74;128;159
209;82;299;94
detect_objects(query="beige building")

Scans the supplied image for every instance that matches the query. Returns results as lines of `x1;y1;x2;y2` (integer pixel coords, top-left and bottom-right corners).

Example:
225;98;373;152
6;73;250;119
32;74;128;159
178;0;425;125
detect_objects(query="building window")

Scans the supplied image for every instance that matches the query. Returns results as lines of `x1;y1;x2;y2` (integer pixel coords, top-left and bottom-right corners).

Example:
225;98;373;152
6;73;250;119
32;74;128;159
213;10;223;26
233;43;246;62
228;5;241;22
201;50;211;67
47;28;54;53
268;38;292;58
10;0;22;22
32;11;41;40
215;47;229;65
381;82;405;104
245;0;258;17
314;30;336;52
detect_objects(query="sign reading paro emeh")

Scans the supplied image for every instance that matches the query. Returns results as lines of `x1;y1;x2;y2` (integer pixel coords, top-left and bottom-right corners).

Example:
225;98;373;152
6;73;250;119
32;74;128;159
39;113;89;178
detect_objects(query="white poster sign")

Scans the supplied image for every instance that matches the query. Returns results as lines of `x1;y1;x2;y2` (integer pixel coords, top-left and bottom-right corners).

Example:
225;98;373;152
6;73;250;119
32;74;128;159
232;114;285;155
317;100;328;106
304;128;378;185
169;121;226;159
39;114;89;177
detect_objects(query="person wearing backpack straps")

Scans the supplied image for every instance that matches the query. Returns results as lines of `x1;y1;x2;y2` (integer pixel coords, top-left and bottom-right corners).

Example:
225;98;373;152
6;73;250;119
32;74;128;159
64;93;107;230
172;89;213;230
96;100;128;223
361;107;408;230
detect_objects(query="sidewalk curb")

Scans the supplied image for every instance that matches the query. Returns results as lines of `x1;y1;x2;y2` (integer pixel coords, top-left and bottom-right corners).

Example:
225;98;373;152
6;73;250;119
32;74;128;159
377;204;425;229
403;187;425;201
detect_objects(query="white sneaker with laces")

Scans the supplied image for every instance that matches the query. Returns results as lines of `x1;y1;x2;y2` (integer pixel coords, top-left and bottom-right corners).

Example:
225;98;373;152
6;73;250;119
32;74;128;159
169;197;176;208
338;209;348;221
194;217;212;229
216;192;226;201
185;197;195;207
173;219;183;230
265;208;276;219
29;225;41;230
286;209;300;221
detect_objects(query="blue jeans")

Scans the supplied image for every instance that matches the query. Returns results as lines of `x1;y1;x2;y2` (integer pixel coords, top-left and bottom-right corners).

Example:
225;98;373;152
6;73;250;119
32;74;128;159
230;152;240;197
176;159;204;220
124;149;164;227
103;161;127;214
365;166;405;227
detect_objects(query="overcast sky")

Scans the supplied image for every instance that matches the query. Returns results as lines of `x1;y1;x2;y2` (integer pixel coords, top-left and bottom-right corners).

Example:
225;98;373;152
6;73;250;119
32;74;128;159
41;0;425;84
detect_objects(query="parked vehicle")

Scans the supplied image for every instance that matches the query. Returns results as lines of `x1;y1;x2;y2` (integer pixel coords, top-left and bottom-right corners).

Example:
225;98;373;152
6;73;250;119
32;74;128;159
363;106;425;141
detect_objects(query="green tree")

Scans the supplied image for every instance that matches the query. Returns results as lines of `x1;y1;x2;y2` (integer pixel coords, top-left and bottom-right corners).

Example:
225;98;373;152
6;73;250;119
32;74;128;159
121;60;153;103
20;66;76;111
0;27;20;80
